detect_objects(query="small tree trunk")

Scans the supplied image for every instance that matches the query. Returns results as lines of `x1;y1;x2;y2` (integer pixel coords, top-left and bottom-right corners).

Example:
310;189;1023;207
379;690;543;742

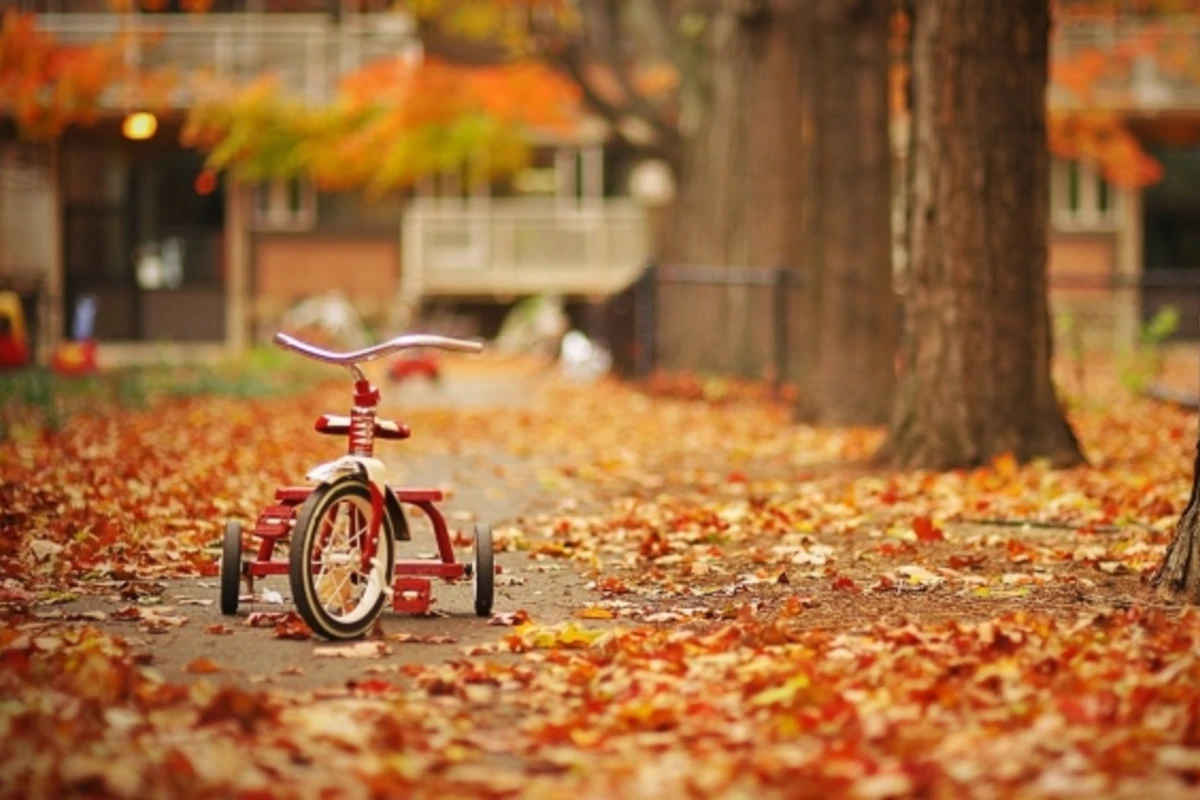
877;0;1084;469
1152;441;1200;601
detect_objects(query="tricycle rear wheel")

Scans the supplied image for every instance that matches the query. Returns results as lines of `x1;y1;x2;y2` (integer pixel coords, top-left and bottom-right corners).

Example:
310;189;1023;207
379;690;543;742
473;524;494;617
219;520;243;616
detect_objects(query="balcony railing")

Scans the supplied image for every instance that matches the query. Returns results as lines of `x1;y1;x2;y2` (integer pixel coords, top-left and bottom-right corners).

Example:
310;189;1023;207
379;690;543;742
33;12;421;107
1050;17;1200;111
401;198;650;299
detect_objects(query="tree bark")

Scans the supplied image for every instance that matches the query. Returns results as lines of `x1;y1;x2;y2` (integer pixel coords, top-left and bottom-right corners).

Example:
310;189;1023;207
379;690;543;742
659;0;896;422
658;2;808;375
1151;439;1200;602
794;0;897;425
877;0;1084;469
665;2;807;269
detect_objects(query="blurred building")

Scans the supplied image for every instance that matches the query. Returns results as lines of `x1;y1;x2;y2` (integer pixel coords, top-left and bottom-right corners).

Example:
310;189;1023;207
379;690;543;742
1047;12;1200;349
0;0;650;363
5;4;1200;362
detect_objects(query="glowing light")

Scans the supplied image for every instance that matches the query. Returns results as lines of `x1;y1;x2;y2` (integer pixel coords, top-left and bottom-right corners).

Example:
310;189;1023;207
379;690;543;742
122;112;158;141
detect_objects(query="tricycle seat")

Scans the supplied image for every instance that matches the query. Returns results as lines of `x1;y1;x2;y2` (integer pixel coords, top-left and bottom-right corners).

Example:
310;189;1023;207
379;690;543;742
314;414;411;440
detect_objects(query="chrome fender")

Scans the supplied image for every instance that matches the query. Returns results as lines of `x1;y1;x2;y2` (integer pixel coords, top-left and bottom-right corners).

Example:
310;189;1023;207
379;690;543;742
305;455;389;495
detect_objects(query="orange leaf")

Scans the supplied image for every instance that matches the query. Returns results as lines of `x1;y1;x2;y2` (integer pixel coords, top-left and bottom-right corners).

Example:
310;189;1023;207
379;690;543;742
184;657;225;675
575;606;615;620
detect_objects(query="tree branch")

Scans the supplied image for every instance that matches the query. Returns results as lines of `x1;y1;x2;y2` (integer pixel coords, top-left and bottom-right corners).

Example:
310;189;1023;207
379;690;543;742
554;37;682;168
582;0;682;153
527;4;682;168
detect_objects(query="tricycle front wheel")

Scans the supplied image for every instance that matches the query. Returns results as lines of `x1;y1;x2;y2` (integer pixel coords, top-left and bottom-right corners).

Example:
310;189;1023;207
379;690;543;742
289;479;396;641
473;524;494;617
220;520;243;616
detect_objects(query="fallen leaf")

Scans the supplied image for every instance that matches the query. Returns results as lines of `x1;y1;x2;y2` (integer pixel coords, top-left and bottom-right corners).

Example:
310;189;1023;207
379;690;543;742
390;633;458;644
183;657;225;675
913;515;945;542
574;606;615;620
488;610;532;626
314;641;391;659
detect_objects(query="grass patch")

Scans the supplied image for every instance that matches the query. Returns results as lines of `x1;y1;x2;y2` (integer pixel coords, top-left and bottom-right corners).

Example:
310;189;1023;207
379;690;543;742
0;346;326;442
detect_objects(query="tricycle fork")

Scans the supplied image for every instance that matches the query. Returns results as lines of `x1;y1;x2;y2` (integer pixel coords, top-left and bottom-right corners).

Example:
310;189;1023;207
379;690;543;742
361;482;387;573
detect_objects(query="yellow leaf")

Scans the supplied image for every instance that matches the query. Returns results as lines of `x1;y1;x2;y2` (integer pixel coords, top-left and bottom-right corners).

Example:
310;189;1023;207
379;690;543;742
750;673;810;707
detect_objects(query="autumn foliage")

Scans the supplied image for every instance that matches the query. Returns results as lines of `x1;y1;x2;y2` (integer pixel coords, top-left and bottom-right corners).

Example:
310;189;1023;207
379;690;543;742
0;9;182;140
6;1;1200;191
181;56;581;193
0;10;126;139
1047;2;1200;185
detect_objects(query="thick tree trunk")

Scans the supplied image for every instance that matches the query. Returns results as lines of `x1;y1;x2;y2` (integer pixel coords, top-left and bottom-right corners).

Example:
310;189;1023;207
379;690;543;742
794;0;897;425
877;0;1084;469
1152;439;1200;602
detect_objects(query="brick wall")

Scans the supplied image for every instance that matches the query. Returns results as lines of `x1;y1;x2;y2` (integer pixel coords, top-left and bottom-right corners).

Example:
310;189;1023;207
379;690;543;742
1047;232;1127;350
252;234;401;334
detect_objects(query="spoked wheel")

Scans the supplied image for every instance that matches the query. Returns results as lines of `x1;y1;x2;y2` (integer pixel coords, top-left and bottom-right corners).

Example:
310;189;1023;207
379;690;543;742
473;524;494;618
220;520;243;616
289;479;396;640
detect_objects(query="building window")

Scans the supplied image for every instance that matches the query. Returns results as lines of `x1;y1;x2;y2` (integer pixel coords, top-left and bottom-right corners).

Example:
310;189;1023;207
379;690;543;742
252;178;316;231
1052;158;1117;230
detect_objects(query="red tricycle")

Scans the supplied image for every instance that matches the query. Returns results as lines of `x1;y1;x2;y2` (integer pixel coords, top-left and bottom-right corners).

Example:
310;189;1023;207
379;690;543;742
219;331;497;641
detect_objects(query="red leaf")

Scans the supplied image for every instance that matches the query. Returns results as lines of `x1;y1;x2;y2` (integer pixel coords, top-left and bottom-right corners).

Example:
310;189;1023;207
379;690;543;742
832;576;861;594
913;515;944;542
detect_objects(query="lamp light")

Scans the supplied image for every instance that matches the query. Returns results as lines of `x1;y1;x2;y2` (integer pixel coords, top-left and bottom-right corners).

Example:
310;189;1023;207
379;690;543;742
122;112;158;141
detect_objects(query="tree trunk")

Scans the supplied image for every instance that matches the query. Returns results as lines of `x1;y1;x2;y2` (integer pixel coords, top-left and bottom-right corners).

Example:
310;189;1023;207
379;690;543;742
659;0;896;423
794;0;897;425
877;0;1084;470
660;1;809;376
1151;439;1200;602
665;2;807;268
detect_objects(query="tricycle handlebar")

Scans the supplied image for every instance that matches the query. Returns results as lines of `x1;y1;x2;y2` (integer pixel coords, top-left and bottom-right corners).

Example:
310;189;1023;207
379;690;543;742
273;331;484;372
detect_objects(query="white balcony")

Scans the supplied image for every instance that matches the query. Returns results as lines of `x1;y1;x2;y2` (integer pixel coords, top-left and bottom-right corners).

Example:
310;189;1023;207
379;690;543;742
401;198;650;300
33;12;421;107
1050;17;1200;112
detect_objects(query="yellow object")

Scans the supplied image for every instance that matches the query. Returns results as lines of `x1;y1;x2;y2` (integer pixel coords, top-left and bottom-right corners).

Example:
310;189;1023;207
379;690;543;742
122;112;158;140
0;291;29;367
56;342;86;367
0;291;26;344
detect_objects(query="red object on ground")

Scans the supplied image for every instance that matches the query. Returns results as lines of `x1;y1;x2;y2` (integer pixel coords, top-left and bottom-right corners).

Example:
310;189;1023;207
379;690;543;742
388;352;441;383
51;339;98;376
0;337;27;369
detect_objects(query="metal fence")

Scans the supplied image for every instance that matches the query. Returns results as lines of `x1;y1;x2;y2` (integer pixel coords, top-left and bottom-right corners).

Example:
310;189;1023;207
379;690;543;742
595;264;804;387
1050;269;1200;349
599;264;1200;386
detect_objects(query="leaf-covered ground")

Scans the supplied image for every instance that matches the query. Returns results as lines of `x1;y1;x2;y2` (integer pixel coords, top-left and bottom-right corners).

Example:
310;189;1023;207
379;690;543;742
3;355;1200;798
